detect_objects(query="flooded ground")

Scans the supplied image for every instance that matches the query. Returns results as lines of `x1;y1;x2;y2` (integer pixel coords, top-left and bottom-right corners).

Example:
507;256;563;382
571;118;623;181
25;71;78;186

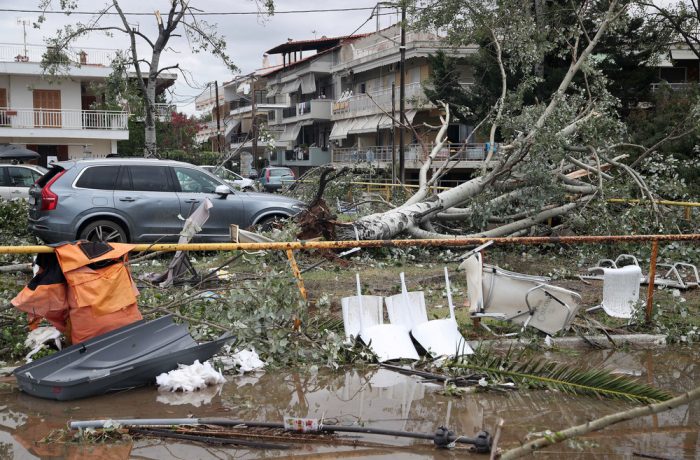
0;345;698;459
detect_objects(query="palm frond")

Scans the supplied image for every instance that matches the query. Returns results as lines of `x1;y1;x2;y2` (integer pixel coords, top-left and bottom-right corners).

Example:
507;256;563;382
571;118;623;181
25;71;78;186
449;354;672;404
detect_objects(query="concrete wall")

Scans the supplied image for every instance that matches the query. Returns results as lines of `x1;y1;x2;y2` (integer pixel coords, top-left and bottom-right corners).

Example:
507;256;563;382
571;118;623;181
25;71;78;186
0;75;81;110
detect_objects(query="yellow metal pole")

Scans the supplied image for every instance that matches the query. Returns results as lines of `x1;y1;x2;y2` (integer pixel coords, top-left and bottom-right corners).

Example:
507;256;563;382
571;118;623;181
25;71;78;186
2;234;700;254
685;206;691;220
285;249;307;301
645;240;659;324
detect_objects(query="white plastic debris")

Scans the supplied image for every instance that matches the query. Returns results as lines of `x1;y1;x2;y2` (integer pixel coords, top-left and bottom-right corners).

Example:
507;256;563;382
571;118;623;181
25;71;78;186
156;385;222;407
156;360;225;392
230;349;266;373
24;326;62;362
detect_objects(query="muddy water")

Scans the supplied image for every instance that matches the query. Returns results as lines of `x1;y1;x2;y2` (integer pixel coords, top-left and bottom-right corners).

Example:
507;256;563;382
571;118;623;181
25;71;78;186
1;346;698;459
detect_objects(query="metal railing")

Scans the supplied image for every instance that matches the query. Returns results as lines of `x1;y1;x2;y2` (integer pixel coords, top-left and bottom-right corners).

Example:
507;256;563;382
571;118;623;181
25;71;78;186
650;82;699;92
332;143;501;163
0;107;128;130
0;43;117;67
332;83;429;118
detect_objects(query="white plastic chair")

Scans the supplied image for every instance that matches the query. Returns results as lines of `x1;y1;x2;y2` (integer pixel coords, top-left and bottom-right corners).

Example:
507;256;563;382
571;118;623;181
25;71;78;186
586;265;642;319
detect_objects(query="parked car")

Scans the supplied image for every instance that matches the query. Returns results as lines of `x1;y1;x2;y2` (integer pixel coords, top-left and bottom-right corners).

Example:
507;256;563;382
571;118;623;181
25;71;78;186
28;159;305;243
0;164;48;200
247;168;259;180
201;166;257;191
259;166;295;192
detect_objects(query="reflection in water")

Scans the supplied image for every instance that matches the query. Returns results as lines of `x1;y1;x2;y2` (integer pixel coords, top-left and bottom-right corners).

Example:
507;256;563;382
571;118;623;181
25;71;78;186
0;346;697;459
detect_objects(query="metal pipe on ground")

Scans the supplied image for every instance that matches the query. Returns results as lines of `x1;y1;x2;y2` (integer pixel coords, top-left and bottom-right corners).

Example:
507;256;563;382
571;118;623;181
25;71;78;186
69;417;492;452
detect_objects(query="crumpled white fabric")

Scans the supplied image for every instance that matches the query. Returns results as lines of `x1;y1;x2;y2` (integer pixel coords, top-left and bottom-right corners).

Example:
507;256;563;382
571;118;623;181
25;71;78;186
24;326;62;362
156;360;225;392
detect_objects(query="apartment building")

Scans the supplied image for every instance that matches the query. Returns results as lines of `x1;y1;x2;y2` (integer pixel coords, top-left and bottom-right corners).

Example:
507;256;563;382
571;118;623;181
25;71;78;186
653;44;699;92
0;43;175;166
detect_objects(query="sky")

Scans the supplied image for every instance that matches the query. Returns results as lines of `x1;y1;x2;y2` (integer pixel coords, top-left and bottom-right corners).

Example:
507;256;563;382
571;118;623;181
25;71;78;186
0;0;402;114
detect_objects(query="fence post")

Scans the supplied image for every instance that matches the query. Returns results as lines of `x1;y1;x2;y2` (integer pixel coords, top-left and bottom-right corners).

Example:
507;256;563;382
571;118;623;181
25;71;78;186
645;240;659;323
685;206;691;220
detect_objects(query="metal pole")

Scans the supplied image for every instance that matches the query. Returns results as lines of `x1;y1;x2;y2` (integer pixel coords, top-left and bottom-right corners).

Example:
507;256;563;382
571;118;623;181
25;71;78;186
398;2;406;183
391;82;396;185
645;240;659;323
251;74;258;168
4;234;700;254
214;81;222;154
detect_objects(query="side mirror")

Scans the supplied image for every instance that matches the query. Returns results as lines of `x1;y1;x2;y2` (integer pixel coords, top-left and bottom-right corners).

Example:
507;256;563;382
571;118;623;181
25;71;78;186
215;184;231;197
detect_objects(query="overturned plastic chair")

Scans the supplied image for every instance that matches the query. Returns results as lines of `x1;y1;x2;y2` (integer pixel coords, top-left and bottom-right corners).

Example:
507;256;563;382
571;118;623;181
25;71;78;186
410;268;473;357
581;254;699;290
341;274;419;363
461;254;582;336
586;265;642;319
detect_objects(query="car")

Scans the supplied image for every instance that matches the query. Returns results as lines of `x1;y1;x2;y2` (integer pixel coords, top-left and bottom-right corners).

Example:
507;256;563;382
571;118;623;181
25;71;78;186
201;165;257;191
247;168;259;180
28;158;306;243
259;166;295;192
0;164;48;200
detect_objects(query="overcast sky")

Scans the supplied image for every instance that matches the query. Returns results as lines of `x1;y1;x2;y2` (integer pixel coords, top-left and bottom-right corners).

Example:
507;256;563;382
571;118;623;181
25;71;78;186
0;0;401;114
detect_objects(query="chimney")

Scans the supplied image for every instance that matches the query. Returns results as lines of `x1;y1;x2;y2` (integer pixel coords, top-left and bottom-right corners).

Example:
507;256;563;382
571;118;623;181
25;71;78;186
262;53;270;68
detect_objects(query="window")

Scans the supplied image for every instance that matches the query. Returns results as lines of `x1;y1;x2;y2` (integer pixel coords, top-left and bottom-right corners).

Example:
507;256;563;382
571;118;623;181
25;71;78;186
0;168;9;187
8;167;38;187
173;167;222;193
126;166;172;192
75;166;119;190
360;83;366;94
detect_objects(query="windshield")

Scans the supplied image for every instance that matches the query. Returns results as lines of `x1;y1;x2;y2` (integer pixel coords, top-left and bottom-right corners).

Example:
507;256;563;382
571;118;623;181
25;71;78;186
204;166;240;181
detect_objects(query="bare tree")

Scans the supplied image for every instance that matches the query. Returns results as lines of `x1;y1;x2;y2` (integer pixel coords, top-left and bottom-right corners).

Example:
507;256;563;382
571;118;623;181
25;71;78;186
38;0;239;157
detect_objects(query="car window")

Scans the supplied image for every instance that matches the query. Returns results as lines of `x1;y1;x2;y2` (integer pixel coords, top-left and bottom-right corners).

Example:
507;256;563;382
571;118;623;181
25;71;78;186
8;167;37;187
126;166;173;192
173;167;222;193
75;166;119;190
0;167;9;187
270;168;292;177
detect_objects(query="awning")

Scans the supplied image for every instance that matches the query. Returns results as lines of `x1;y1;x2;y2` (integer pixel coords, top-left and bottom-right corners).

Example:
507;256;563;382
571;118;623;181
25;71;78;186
348;115;381;134
279;122;302;143
224;118;241;137
266;85;280;98
281;78;301;94
301;74;316;95
299;119;314;127
329;119;353;140
671;49;699;60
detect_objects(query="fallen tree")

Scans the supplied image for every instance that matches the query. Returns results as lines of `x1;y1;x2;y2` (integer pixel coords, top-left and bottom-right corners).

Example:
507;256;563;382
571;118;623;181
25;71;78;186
322;0;700;241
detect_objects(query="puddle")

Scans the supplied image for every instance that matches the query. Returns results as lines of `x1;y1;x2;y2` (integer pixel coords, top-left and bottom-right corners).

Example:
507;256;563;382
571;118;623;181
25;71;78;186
0;346;698;459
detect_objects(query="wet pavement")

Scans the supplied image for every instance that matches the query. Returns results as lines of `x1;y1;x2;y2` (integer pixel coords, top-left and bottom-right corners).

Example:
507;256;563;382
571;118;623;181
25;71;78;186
0;346;698;459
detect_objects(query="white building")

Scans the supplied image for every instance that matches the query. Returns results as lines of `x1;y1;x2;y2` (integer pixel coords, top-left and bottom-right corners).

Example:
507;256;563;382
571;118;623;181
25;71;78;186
0;43;175;166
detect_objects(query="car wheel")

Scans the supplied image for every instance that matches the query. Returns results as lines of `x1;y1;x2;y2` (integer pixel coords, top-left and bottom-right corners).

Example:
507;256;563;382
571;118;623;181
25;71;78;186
242;186;255;192
80;220;127;243
255;215;286;232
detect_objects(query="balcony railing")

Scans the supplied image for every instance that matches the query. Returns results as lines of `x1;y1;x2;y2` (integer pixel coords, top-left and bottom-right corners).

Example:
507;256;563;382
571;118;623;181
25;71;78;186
0;108;128;130
0;43;117;67
332;83;429;119
281;99;332;120
650;82;699;92
332;143;500;164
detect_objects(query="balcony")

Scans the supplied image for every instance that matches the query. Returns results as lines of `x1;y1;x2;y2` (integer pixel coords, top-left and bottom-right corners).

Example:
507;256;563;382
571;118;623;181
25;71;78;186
0;107;128;140
280;99;332;122
650;82;699;92
332;143;500;168
332;83;430;120
0;42;116;67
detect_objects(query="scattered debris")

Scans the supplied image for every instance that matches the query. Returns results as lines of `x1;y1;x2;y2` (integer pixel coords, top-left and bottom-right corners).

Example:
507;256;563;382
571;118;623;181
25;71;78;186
156;360;225;392
24;326;61;362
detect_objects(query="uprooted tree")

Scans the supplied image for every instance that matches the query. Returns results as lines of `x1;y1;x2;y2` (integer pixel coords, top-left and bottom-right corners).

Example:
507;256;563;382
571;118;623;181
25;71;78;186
37;0;240;157
321;0;700;241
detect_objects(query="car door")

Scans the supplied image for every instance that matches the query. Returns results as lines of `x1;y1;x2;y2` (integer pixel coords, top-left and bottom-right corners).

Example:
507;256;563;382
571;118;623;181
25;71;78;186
171;166;247;240
7;166;40;199
113;165;183;242
0;166;11;200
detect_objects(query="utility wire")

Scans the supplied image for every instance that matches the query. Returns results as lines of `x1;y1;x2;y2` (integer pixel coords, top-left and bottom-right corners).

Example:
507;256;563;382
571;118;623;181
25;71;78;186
0;6;379;16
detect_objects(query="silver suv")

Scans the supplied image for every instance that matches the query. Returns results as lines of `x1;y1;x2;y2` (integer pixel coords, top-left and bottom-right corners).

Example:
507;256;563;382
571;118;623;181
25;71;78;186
28;158;305;243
